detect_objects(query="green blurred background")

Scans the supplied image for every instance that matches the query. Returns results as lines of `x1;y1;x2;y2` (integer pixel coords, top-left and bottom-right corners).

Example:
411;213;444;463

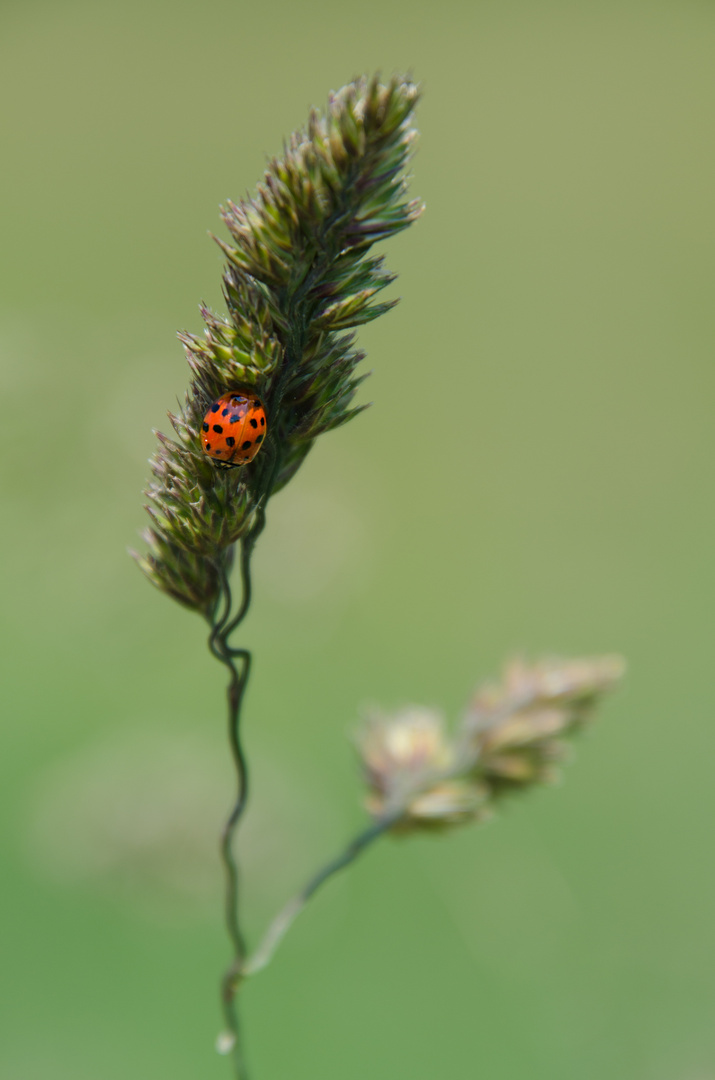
2;1;714;1077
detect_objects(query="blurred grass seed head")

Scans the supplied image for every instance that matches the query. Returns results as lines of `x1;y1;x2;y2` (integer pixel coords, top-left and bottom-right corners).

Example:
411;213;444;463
358;656;625;832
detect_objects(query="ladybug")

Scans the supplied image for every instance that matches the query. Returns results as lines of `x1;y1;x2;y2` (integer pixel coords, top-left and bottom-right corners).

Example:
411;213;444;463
201;391;267;467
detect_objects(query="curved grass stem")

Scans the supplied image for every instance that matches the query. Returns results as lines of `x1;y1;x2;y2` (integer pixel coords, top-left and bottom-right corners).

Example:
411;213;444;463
207;541;256;1079
207;453;282;1079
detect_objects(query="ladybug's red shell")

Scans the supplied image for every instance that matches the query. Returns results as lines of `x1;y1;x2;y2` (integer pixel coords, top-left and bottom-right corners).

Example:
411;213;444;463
201;391;267;467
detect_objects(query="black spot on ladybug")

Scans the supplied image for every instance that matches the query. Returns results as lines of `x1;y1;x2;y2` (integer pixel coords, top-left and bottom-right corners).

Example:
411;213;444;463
256;434;264;444
202;423;209;432
260;416;265;426
222;408;230;417
241;440;252;450
226;436;235;447
250;418;258;428
206;443;211;451
211;402;220;413
213;424;223;433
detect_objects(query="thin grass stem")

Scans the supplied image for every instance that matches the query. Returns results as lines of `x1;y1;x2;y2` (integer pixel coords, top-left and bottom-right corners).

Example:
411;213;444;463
244;810;402;978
